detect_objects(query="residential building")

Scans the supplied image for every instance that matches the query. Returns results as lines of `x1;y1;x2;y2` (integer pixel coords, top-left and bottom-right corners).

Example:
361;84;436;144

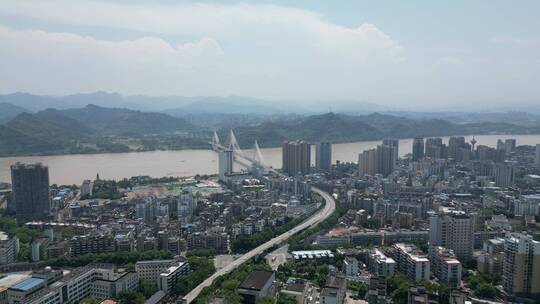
316;142;332;171
367;249;396;277
70;234;115;256
158;262;190;294
429;209;474;261
502;233;540;297
358;148;378;176
10;163;50;222
494;162;516;188
505;139;516;155
219;149;234;181
282;141;311;176
425;138;444;159
80;180;94;197
392;243;430;282
0;232;18;265
412;138;425;161
477;238;505;277
429;246;462;289
344;257;359;277
186;232;229;254
382;138;399;162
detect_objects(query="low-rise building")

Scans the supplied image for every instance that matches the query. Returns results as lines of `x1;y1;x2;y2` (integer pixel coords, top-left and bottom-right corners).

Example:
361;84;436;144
392;243;430;282
158;262;190;294
429;246;462;288
237;270;275;304
367;249;396;277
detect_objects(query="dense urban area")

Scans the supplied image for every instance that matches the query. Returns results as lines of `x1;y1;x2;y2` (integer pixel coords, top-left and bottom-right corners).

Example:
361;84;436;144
1;132;539;304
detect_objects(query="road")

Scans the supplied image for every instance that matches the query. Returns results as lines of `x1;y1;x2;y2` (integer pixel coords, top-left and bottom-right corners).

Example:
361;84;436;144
182;187;336;303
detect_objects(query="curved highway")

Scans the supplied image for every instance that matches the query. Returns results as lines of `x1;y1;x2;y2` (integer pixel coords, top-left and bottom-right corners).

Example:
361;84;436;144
182;187;336;303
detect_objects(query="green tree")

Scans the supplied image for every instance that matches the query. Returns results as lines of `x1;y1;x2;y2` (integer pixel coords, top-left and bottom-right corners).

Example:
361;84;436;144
475;283;496;299
258;296;275;304
80;296;98;304
117;291;145;304
138;279;157;298
277;294;297;304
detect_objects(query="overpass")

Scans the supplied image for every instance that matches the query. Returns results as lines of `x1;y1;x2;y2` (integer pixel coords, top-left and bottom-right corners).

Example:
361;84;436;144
182;187;336;303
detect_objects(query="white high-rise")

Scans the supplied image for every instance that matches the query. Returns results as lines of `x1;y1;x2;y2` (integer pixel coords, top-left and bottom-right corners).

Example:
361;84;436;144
218;149;233;181
429;209;474;261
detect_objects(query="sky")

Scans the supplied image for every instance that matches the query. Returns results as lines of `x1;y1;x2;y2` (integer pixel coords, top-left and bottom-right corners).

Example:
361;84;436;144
0;0;539;111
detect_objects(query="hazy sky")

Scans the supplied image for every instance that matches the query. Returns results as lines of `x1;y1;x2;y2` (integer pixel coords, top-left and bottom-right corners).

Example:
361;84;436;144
0;0;539;110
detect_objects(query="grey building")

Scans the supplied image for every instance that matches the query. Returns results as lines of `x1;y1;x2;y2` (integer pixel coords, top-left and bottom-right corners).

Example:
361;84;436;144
316;142;332;171
382;138;399;162
10;163;50;223
412;138;424;161
282;140;311;176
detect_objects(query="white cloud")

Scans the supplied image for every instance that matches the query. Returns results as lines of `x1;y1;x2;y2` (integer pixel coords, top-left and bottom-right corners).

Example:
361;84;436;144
0;0;539;109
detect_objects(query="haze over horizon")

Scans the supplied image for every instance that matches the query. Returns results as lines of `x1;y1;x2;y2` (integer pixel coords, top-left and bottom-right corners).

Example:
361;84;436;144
1;0;539;111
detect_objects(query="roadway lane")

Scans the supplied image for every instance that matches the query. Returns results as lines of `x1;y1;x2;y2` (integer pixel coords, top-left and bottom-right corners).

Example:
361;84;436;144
182;187;336;303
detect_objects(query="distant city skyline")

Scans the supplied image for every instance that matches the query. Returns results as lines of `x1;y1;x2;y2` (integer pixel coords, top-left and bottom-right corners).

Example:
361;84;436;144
0;0;539;110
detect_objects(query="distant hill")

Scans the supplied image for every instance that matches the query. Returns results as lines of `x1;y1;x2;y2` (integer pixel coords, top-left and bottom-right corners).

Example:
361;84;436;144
0;124;63;155
58;104;194;135
227;112;540;148
7;112;91;140
0;102;30;123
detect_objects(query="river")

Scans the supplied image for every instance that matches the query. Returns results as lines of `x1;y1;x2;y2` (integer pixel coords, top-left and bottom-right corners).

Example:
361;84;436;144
1;134;539;185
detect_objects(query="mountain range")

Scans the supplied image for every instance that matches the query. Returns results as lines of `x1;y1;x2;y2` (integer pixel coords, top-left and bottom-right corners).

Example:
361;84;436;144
1;101;540;157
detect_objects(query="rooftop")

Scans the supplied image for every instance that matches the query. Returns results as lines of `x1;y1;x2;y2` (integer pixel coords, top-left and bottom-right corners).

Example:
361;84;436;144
238;270;274;291
10;277;44;291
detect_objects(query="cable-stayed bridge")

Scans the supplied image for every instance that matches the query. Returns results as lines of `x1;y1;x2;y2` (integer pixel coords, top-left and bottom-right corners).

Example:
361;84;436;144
211;129;269;173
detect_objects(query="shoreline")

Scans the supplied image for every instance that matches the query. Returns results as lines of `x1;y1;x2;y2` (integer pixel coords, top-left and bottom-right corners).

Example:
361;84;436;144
1;132;539;159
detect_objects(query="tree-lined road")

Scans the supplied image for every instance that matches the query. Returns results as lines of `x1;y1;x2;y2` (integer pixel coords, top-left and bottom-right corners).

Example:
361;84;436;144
182;187;336;304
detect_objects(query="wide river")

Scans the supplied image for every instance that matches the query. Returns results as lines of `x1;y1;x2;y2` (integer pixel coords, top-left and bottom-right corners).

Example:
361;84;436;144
1;134;539;185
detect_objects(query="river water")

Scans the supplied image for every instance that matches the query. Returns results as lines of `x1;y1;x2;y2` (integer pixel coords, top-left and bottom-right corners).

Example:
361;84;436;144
1;134;539;185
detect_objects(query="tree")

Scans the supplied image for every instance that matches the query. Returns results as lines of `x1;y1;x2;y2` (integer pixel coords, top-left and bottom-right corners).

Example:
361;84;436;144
475;283;496;299
138;279;157;298
117;291;145;304
80;296;98;304
258;296;275;304
277;294;297;304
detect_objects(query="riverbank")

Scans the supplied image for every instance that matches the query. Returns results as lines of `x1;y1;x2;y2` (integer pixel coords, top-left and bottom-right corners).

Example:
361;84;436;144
1;133;539;185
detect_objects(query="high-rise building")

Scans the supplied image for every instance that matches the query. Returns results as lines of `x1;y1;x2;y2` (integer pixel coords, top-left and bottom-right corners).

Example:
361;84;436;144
497;139;505;151
218;149;234;181
10;163;50;222
358;145;396;177
377;145;396;176
448;137;466;160
505;138;516;155
429;209;474;261
495;162;515;188
502;233;540;297
177;190;196;220
282;140;311;176
315;142;332;171
412;138;424;161
536;144;540;164
80;180;94;197
425;138;444;159
359;148;378;176
382;138;399;162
